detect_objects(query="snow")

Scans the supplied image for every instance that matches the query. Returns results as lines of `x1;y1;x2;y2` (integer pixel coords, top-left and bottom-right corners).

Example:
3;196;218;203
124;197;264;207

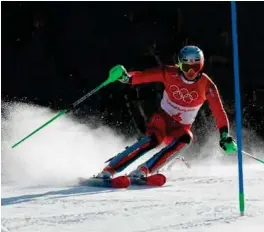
2;102;264;232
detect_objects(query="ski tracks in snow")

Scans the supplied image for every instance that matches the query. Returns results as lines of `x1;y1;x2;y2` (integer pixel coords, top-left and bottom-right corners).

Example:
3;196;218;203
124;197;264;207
2;165;264;232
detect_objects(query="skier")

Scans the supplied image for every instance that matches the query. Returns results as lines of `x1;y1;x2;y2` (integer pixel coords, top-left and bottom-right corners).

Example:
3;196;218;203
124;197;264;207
97;45;238;180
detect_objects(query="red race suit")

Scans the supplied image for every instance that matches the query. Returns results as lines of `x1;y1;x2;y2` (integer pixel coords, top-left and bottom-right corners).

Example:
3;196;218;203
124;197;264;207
129;65;229;145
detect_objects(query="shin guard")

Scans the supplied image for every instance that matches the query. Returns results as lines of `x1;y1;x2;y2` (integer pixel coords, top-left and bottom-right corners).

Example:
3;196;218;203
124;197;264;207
105;135;158;173
143;134;191;174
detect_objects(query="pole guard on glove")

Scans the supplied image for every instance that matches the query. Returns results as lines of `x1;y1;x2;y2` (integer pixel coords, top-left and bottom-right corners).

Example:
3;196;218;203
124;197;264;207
109;65;131;84
220;132;238;155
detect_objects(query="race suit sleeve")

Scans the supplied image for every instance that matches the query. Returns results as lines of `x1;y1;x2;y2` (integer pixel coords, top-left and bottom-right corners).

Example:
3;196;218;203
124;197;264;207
128;67;166;85
205;80;229;133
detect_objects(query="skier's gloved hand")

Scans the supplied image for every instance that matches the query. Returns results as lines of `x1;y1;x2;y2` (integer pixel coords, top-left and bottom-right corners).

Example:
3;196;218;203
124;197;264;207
109;65;131;84
219;132;237;155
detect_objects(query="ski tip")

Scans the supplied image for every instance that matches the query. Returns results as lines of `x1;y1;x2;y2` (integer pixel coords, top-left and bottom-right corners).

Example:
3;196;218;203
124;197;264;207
111;176;130;188
146;174;166;186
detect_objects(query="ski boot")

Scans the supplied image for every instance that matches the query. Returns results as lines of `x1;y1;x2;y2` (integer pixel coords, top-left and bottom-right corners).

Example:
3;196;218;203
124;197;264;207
93;166;130;188
95;167;115;179
128;165;149;178
128;165;166;187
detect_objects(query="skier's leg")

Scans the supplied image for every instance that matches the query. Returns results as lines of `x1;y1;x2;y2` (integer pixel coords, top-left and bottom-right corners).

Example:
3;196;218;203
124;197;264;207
97;112;166;179
97;135;159;178
145;132;192;175
129;132;192;177
129;111;193;177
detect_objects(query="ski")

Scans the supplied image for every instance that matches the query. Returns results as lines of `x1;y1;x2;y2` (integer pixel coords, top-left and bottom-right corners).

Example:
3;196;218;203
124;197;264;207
129;173;166;187
78;173;166;188
78;175;130;189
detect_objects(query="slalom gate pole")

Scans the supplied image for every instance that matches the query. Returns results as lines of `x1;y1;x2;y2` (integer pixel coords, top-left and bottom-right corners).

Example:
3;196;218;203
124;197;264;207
231;1;245;216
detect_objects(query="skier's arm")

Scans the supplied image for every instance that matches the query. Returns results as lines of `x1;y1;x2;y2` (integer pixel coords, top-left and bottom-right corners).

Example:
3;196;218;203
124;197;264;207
205;80;229;134
128;67;166;85
108;65;165;85
205;80;237;155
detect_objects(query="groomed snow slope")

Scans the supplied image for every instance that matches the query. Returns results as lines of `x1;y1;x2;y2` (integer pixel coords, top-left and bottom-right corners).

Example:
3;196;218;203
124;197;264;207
2;102;264;232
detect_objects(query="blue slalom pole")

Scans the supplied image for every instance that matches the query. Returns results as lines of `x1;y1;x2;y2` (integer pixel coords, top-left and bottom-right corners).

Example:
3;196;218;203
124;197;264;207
230;1;245;216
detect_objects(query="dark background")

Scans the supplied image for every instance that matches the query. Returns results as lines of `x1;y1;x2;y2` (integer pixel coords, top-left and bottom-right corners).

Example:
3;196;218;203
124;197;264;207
2;1;264;141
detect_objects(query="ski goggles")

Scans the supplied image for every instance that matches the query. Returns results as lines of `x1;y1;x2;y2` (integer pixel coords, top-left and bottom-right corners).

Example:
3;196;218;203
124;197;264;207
181;63;202;73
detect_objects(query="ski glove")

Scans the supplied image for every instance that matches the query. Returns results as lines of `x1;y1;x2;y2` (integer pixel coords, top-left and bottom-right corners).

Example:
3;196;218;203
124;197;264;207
109;65;131;84
219;132;238;155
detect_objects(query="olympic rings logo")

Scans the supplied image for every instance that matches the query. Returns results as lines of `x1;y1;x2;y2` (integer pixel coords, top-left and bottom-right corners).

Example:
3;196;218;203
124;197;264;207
169;85;199;103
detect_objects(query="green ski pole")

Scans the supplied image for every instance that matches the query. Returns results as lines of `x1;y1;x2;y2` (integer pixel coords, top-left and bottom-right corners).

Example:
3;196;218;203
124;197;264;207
11;109;68;148
11;65;125;148
242;151;264;164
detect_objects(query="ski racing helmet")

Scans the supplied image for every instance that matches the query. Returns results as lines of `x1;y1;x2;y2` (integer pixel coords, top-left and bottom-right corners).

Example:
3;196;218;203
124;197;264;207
178;45;204;80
